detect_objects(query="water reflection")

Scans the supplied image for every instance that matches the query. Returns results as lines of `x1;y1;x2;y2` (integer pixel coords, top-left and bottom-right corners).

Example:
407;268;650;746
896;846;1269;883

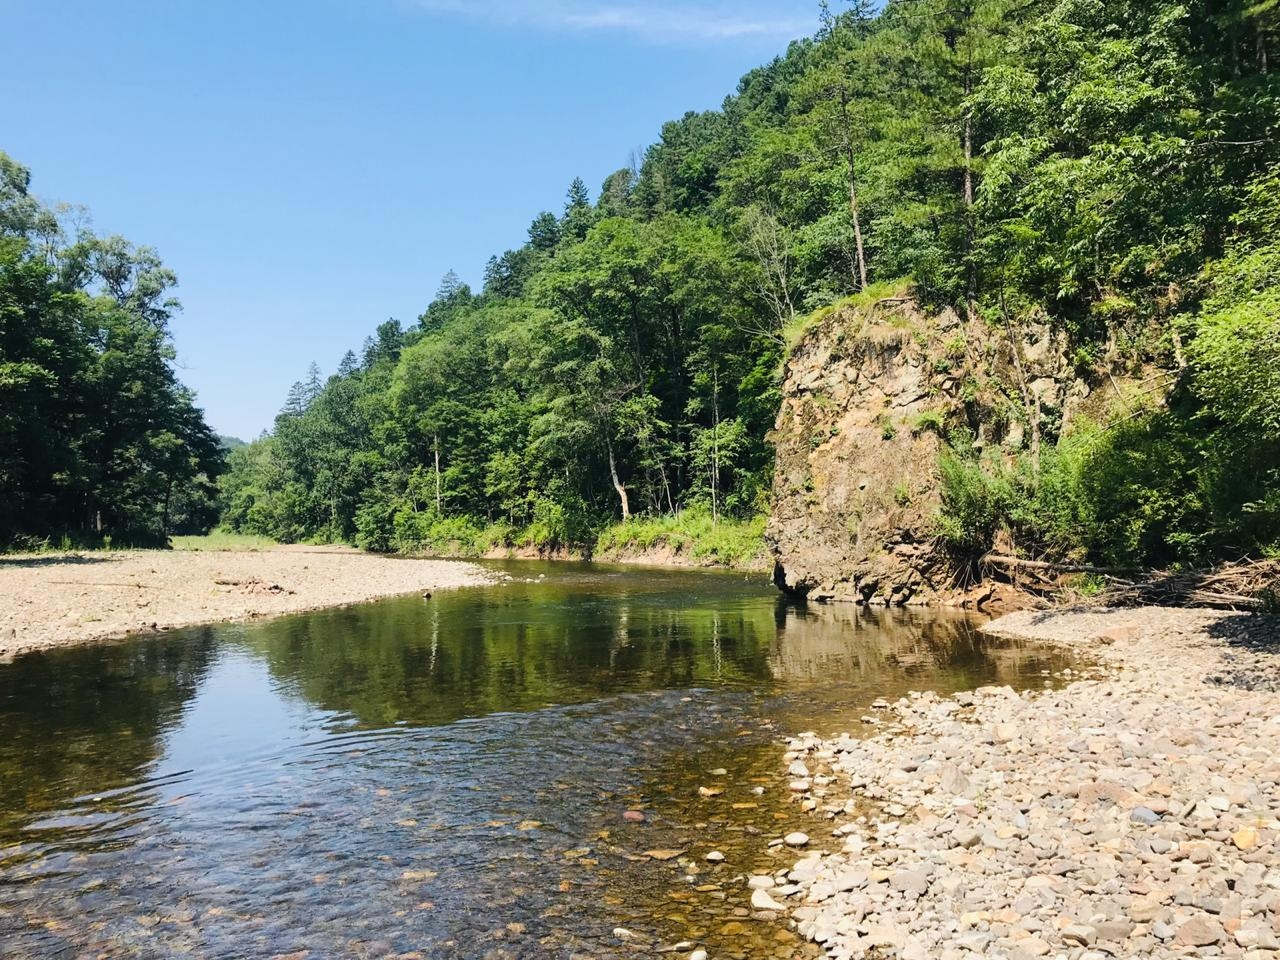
243;565;779;728
0;631;217;838
0;562;1071;958
768;601;1055;686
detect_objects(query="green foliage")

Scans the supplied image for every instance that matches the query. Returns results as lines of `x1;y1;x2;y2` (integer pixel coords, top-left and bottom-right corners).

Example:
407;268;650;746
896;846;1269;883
0;153;222;548
781;279;909;351
892;481;912;507
595;510;767;569
911;409;947;437
936;449;1015;556
217;0;1279;572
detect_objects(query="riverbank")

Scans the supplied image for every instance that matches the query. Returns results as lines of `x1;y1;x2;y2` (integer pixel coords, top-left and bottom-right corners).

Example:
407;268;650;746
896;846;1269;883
341;510;772;572
0;546;491;659
760;606;1280;959
474;541;772;572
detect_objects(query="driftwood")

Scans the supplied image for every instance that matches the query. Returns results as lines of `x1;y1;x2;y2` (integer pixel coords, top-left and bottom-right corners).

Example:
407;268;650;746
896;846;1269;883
980;553;1280;611
1100;559;1280;611
981;554;1139;576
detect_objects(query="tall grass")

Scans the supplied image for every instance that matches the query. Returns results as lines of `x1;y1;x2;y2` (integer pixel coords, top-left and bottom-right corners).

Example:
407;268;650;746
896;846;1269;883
594;510;768;569
170;531;279;552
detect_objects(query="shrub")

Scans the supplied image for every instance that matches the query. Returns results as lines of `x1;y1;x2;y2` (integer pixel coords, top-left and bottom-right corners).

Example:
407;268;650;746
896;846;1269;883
936;449;1014;557
911;409;947;437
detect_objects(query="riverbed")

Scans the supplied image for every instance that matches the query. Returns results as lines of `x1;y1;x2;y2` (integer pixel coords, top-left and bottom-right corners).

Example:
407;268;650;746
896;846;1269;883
0;562;1070;958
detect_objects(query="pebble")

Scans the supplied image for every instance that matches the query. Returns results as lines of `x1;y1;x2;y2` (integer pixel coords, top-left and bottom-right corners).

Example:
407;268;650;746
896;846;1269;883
1176;916;1225;946
766;608;1280;960
1235;827;1260;850
1130;805;1160;824
750;888;787;912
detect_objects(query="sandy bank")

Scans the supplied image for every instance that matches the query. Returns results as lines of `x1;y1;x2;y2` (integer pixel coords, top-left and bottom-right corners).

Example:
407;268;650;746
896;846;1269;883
434;541;771;572
0;546;492;659
752;606;1280;959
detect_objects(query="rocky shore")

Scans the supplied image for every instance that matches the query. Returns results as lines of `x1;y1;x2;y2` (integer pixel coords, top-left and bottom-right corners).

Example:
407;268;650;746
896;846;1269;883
752;606;1280;959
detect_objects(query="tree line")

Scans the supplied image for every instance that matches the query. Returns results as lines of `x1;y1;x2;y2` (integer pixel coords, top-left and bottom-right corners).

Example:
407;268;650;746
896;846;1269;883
9;0;1269;568
0;154;222;548
223;0;1278;567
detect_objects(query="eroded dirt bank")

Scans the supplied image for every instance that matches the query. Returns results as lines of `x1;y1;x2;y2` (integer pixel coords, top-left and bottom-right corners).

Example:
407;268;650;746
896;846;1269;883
0;546;491;658
753;606;1280;959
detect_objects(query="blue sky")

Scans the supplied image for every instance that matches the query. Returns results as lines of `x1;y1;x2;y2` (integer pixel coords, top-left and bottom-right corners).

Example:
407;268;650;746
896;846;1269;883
2;0;820;440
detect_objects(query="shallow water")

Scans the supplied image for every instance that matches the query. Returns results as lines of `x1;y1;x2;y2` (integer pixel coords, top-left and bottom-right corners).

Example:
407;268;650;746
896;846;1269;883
0;561;1069;959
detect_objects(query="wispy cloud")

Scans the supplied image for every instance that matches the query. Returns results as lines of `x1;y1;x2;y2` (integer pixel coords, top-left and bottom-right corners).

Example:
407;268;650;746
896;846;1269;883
408;0;815;44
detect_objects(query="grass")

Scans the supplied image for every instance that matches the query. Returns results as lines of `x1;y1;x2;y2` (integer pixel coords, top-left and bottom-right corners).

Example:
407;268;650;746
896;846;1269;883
1;529;279;554
170;531;279;552
594;510;768;569
782;278;912;352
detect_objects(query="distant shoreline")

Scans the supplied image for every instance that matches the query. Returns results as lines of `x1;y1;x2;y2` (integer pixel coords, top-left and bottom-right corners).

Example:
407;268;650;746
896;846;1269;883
0;545;492;660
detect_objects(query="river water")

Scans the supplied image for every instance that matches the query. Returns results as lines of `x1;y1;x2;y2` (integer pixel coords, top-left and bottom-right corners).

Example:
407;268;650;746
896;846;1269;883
0;562;1068;959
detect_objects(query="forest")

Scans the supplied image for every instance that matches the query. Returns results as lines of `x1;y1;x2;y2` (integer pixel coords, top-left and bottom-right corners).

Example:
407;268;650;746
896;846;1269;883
0;155;222;548
219;0;1278;569
5;0;1279;571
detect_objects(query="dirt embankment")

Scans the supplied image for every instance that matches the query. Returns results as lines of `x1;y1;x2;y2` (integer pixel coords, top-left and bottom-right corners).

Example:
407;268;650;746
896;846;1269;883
423;542;771;572
0;546;492;659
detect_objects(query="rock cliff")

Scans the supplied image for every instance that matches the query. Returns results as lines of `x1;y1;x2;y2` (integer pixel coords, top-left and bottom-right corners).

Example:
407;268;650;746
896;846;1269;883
767;297;1100;605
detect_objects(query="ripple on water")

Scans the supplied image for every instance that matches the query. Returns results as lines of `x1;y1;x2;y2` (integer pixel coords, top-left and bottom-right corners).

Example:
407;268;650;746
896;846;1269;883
0;563;1074;957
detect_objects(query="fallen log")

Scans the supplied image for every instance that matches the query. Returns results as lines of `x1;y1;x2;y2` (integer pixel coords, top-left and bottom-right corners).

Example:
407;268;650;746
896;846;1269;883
980;554;1140;577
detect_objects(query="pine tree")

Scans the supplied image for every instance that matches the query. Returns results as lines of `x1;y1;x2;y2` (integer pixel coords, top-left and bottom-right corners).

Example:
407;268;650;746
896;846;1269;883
281;362;322;417
564;177;590;215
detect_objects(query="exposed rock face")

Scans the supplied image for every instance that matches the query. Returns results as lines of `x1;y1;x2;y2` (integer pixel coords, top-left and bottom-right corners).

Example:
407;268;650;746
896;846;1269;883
767;297;1098;605
768;301;968;604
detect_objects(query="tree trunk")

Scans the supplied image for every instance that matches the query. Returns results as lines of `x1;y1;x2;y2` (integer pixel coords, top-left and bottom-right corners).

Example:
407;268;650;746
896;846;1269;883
607;439;630;521
433;434;442;514
161;478;172;537
712;365;722;525
963;49;976;321
840;90;869;290
849;167;869;292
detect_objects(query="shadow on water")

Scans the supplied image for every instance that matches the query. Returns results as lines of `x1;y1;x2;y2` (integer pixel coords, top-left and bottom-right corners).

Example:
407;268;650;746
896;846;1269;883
0;561;1073;959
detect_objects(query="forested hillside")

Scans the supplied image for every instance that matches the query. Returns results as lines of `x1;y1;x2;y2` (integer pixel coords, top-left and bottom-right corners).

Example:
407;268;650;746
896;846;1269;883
0;155;222;548
219;0;1277;569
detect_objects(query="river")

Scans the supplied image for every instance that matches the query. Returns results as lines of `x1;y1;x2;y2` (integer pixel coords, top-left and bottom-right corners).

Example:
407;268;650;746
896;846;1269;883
0;561;1068;959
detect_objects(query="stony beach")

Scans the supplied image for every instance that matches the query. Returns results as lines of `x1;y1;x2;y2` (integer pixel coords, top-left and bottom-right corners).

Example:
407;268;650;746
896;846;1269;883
0;546;491;658
751;606;1280;960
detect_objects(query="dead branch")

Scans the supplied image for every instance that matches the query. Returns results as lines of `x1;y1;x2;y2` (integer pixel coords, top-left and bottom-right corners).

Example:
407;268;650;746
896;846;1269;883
981;554;1139;576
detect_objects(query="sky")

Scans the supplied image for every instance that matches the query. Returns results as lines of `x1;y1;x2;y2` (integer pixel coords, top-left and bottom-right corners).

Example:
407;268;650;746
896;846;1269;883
2;0;821;440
